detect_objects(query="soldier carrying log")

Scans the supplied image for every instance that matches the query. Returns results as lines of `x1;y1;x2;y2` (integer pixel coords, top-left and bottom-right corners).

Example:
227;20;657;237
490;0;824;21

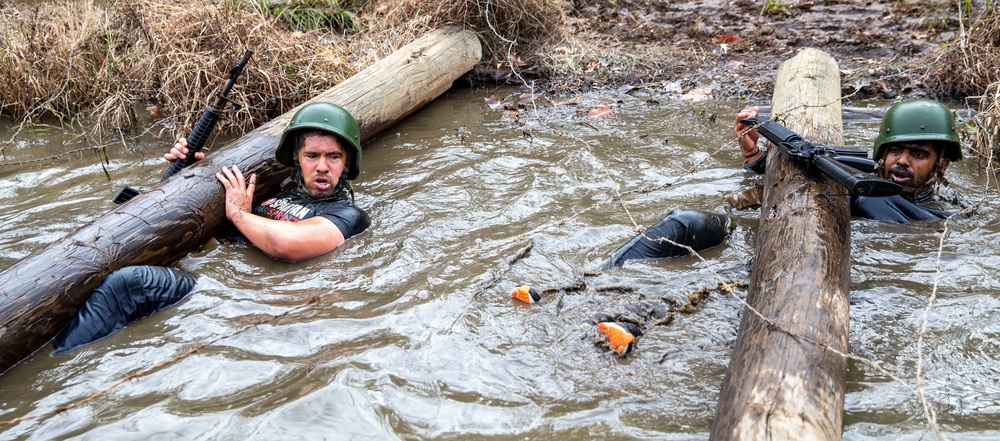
593;99;968;355
734;99;966;222
607;98;968;272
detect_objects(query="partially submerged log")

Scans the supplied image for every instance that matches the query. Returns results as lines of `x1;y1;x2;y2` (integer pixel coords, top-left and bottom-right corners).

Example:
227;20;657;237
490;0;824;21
710;48;851;440
0;26;482;374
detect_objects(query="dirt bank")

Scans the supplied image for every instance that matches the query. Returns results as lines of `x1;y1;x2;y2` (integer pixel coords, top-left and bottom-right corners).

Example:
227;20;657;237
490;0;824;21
1;0;992;145
526;0;978;101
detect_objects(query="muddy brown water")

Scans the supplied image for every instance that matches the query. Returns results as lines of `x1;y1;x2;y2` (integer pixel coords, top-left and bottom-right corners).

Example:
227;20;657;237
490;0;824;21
1;87;998;439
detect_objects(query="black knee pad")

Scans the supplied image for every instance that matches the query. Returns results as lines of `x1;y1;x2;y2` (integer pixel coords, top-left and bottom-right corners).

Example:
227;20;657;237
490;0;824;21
52;266;197;354
604;209;729;269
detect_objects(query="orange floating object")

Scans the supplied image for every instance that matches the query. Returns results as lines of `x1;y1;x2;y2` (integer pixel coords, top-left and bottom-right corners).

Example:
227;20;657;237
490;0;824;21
510;285;542;303
597;321;641;355
587;106;613;119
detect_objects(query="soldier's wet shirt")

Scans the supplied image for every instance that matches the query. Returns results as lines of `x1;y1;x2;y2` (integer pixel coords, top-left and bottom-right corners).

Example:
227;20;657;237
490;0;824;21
254;190;371;239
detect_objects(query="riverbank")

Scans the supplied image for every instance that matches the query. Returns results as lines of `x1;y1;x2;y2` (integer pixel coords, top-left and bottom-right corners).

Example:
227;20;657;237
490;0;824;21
1;0;997;155
547;0;999;157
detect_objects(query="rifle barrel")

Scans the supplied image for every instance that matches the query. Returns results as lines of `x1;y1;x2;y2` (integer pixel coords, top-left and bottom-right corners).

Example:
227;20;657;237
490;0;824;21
745;117;901;197
161;48;253;181
813;155;900;197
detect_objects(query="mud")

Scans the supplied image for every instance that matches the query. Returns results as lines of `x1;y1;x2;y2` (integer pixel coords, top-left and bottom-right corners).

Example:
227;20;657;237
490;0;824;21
533;0;972;100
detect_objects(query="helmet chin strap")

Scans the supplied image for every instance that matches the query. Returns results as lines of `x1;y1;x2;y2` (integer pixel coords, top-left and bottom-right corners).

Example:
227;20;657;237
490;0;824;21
924;158;950;200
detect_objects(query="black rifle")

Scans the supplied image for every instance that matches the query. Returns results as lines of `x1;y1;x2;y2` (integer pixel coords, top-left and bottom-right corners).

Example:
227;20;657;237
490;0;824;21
740;117;901;197
113;48;254;204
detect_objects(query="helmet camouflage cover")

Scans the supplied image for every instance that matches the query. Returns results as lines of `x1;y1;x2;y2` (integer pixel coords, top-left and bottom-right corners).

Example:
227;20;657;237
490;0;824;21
276;102;363;180
873;99;962;162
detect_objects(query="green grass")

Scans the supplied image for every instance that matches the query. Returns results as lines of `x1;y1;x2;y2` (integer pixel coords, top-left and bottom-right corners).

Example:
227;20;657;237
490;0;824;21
760;0;790;16
268;0;363;32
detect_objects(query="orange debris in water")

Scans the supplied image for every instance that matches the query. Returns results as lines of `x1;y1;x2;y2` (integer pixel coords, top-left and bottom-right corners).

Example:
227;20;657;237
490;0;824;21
510;285;542;303
587;106;613;119
597;322;637;355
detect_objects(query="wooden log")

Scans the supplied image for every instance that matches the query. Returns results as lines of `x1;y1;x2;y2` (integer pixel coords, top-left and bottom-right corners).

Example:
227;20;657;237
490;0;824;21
710;48;851;440
0;26;482;374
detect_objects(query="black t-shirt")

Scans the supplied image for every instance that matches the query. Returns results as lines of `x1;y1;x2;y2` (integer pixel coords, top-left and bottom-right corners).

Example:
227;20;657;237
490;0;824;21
253;190;371;239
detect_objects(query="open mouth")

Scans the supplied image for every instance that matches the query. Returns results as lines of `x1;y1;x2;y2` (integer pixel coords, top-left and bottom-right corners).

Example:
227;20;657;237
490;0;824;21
312;176;332;191
888;167;913;185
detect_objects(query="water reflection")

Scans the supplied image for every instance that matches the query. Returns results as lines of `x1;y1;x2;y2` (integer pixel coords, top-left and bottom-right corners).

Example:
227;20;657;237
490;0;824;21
1;87;999;439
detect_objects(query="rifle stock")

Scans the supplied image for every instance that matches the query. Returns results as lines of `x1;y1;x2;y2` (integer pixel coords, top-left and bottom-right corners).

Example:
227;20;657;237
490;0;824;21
113;48;254;204
741;117;901;197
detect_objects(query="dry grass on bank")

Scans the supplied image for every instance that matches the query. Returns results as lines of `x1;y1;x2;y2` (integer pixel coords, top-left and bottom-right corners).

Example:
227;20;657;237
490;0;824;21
923;6;1000;162
924;6;999;100
366;0;565;69
967;8;1000;164
0;0;352;141
0;0;336;137
0;0;565;144
973;83;1000;167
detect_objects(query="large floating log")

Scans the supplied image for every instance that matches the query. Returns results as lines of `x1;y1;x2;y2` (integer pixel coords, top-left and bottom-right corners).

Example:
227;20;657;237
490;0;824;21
0;26;482;374
710;48;851;440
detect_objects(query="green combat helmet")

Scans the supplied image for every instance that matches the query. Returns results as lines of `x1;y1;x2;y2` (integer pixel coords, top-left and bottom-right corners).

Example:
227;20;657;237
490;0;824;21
276;102;363;180
873;99;962;162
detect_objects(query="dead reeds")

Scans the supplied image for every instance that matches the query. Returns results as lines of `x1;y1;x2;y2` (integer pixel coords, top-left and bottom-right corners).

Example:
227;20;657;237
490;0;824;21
360;0;565;69
922;5;1000;162
0;0;566;145
0;0;352;142
973;82;1000;168
924;5;1000;100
